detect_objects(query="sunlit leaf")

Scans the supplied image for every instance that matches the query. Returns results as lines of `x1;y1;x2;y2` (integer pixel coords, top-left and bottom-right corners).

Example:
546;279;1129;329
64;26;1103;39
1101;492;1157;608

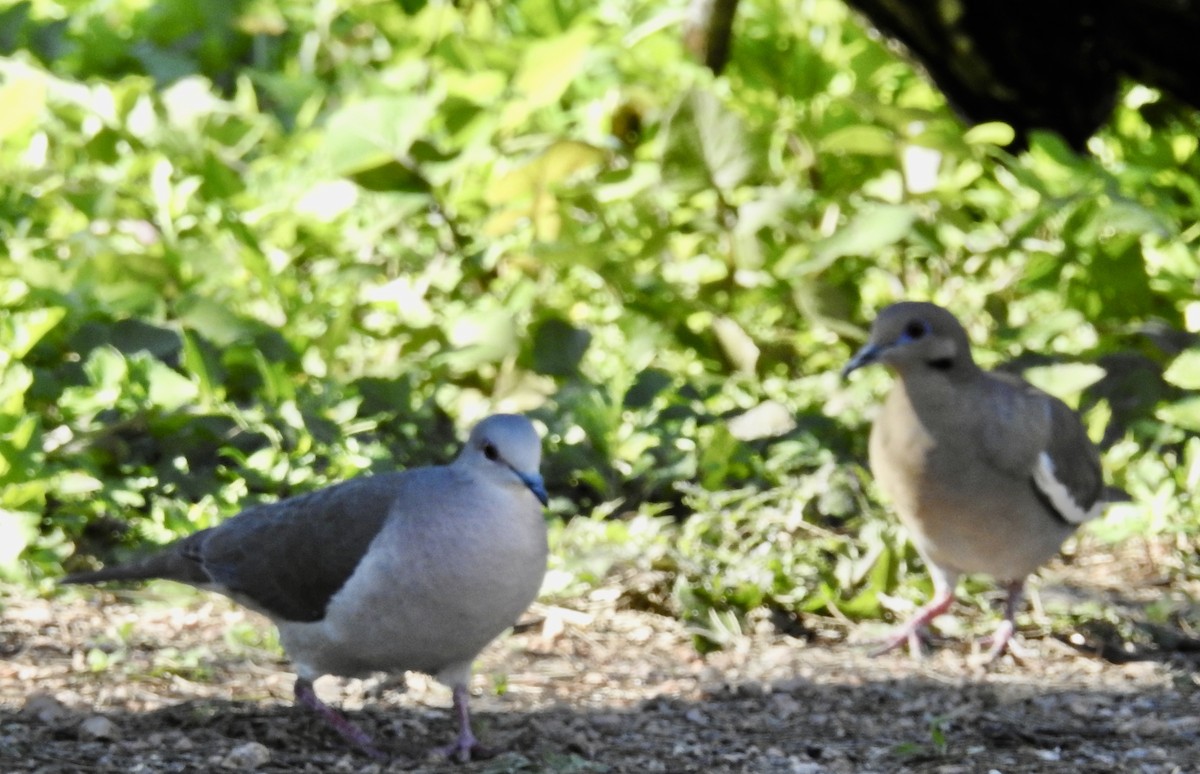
0;510;38;579
1157;397;1200;432
485;140;605;238
0;75;45;141
324;96;437;178
441;307;519;371
487;141;606;204
1075;198;1172;245
662;88;757;195
502;24;595;128
181;329;224;402
818;125;895;156
0;363;32;415
7;307;65;359
963;121;1016;146
514;25;593;104
712;317;759;374
1023;363;1106;400
147;361;199;411
795;204;915;274
177;298;259;347
1164;350;1200;390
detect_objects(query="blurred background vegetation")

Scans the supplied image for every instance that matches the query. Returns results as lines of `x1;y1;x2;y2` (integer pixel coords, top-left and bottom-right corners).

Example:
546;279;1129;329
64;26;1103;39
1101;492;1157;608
1;0;1198;650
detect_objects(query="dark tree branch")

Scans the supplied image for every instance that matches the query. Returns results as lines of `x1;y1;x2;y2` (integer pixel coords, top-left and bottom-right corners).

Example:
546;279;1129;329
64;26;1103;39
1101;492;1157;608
684;0;741;74
841;0;1200;149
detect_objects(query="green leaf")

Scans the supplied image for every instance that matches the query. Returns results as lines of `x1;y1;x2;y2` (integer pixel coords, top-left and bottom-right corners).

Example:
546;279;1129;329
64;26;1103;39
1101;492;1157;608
0;363;32;414
0;478;48;511
177;297;259;347
502;24;595;128
530;318;591;376
0;510;38;580
624;369;673;409
712;317;759;374
324;96;438;179
1068;240;1154;322
181;329;224;401
146;361;198;411
963;121;1016;146
1164;350;1200;390
835;584;884;618
441;307;519;372
818;125;895;156
514;25;593;104
485;140;605;238
1157;397;1200;432
2;413;38;456
0;2;31;52
1079;199;1172;242
348;160;432;194
1023;363;1106;400
52;471;103;496
7;307;66;359
662;88;757;196
0;75;45;142
111;319;182;360
798;204;916;273
697;425;747;490
83;347;128;391
487;141;606;205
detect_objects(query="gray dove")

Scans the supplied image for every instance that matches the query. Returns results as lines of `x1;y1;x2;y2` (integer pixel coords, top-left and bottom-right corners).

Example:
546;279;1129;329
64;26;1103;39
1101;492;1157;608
62;413;550;761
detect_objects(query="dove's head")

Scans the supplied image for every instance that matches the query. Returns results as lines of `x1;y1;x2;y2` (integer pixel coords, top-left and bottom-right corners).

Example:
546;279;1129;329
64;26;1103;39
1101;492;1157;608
842;301;977;379
459;414;548;506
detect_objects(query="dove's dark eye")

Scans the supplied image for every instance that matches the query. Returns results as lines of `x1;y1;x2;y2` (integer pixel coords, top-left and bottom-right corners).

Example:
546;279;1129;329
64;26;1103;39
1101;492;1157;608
482;442;500;461
904;320;928;340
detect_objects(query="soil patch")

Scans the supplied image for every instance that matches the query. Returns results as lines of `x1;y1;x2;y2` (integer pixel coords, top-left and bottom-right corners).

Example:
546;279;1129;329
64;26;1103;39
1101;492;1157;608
3;541;1198;773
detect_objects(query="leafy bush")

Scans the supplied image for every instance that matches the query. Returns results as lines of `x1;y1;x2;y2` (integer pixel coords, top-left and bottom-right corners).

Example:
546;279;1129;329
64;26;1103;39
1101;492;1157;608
2;0;1197;646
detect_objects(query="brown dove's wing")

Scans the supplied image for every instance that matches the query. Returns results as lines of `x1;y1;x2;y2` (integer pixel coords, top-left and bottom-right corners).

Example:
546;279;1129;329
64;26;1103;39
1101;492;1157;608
979;371;1103;524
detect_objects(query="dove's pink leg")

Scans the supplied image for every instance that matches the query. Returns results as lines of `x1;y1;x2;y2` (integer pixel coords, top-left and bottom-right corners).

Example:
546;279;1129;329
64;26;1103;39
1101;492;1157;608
294;677;386;760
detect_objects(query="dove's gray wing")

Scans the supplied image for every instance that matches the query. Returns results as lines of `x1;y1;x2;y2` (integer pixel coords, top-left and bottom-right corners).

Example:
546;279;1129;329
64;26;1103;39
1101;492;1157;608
63;472;413;622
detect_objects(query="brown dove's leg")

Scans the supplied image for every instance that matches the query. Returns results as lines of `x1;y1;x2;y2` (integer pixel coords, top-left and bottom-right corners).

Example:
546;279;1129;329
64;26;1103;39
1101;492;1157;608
871;585;956;658
981;579;1032;662
871;562;959;658
294;677;386;760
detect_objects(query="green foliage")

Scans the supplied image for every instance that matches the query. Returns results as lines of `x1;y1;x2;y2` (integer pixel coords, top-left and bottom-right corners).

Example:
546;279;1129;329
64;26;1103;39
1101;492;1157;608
3;0;1198;643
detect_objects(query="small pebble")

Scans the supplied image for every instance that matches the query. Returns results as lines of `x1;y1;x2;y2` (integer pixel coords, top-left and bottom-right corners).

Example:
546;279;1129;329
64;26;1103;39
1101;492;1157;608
788;760;826;774
769;692;802;718
79;715;120;740
220;741;271;770
23;692;70;723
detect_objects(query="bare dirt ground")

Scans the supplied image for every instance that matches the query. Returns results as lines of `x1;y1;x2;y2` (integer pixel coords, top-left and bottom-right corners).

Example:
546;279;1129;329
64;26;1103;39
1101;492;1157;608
3;539;1199;773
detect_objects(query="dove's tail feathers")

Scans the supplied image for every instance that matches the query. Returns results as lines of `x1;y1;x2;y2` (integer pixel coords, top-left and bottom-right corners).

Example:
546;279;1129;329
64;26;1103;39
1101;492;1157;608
61;544;209;587
1102;485;1133;504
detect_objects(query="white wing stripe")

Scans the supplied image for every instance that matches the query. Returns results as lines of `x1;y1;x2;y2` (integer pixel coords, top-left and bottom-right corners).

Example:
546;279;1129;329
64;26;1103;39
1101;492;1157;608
1032;452;1101;524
